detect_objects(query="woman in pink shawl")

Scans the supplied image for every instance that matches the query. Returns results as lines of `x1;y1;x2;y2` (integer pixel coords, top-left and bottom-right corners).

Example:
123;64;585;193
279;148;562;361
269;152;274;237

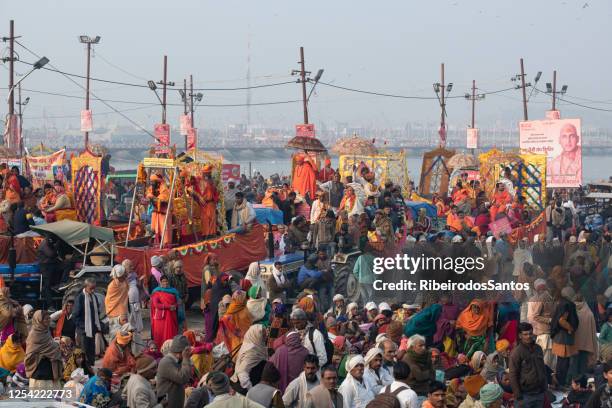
268;331;309;392
433;294;461;345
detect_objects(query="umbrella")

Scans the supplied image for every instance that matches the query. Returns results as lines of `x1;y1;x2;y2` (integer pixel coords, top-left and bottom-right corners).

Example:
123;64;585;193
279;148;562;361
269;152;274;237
331;134;378;156
447;153;478;169
285;135;327;153
89;144;109;157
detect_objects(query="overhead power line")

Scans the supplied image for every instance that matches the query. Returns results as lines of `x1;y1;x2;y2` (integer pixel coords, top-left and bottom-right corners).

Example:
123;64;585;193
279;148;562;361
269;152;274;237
15;52;298;91
15;39;156;138
317;81;518;100
535;87;612;113
16;87;302;107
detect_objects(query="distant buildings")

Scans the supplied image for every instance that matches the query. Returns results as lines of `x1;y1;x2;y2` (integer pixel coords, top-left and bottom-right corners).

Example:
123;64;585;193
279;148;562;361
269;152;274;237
22;122;612;151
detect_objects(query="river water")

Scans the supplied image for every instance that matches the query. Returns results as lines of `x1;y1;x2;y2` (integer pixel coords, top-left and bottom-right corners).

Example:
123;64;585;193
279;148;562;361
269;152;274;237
112;154;610;184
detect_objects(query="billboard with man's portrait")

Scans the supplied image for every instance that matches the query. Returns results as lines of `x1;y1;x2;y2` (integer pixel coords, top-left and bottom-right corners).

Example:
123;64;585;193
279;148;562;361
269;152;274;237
519;118;582;188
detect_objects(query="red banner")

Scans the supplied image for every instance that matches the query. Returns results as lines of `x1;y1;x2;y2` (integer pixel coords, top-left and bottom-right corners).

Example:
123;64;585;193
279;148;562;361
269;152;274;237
187;127;197;150
116;224;267;288
80;110;93;132
154;123;170;154
296;123;315;137
180;114;191;136
222;164;240;183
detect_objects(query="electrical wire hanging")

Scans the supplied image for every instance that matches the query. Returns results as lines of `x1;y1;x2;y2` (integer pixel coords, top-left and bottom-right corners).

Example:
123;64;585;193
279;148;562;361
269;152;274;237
18;87;302;107
14;48;298;91
15;40;156;139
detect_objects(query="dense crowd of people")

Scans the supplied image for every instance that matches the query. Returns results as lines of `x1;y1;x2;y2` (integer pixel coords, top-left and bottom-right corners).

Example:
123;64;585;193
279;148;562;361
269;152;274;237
0;156;611;408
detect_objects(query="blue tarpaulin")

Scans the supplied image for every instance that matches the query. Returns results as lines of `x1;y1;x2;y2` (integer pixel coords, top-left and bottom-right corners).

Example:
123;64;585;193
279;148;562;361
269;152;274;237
254;207;284;225
405;201;437;219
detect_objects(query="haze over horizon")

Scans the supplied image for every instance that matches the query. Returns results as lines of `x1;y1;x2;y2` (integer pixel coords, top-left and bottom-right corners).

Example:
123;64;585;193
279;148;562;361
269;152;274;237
2;0;612;135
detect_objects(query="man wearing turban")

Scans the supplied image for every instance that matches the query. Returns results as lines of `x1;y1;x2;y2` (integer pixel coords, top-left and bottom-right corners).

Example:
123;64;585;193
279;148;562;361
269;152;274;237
317;158;335;182
188;165;219;238
146;173;172;246
291;153;317;201
101;325;136;376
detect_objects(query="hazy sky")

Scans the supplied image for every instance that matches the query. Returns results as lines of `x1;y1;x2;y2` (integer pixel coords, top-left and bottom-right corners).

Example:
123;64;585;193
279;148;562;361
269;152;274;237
2;0;612;132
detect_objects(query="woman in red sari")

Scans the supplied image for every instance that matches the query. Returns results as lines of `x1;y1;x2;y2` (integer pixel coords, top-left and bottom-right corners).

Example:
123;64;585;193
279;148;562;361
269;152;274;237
150;275;184;349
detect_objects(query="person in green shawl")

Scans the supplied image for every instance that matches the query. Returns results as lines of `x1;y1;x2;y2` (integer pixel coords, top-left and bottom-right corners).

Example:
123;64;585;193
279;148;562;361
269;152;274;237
246;285;271;327
404;303;442;343
353;247;376;302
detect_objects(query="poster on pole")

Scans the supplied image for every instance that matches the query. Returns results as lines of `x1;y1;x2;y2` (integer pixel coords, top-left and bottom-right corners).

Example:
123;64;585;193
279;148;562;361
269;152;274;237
519;118;582;188
296;124;315;137
222;164;240;183
80;110;93;132
186;127;197;150
180;114;191;136
466;128;479;149
154;123;170;154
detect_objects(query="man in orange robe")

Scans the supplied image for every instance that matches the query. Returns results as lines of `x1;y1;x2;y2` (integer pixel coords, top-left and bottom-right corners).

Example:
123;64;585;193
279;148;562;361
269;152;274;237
190;165;219;238
38;184;58;222
291;153;317;200
4;171;21;204
451;181;471;214
490;182;512;222
317;158;335;182
146;173;172;246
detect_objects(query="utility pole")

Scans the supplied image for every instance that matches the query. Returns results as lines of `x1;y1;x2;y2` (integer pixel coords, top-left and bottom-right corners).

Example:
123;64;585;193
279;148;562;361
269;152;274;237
465;80;485;153
183;79;188;150
471;80;476;129
520;58;528;121
162;56;168;124
16;83;29;157
8;20;14;117
299;47;309;124
440;63;446;133
79;35;101;149
545;70;567;113
182;79;188;116
433;63;453;148
190;75;194;129
552;70;557;111
85;42;91;147
188;75;203;150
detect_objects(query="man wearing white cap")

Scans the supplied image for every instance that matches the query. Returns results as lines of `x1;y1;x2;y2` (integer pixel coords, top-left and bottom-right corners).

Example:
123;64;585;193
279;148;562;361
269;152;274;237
338;355;375;408
363;347;392;394
378;302;391;313
527;278;556;369
224;179;238;228
365;302;378;323
105;264;129;337
328;294;346;319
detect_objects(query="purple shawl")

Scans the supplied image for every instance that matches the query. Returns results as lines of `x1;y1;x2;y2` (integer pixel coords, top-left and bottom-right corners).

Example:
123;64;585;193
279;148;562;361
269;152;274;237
269;332;309;392
433;303;460;343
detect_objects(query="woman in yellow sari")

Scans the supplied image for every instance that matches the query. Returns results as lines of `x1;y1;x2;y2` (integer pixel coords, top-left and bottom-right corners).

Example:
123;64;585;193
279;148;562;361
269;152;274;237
217;290;252;358
0;332;25;372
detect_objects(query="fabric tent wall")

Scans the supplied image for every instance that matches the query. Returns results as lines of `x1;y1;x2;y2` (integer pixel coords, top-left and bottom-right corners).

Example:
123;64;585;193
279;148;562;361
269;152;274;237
0;236;40;264
116;224;267;288
71;150;103;225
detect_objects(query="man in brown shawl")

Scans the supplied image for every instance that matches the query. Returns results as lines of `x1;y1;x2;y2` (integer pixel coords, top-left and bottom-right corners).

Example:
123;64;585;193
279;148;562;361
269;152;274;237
25;310;63;388
0;287;27;339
